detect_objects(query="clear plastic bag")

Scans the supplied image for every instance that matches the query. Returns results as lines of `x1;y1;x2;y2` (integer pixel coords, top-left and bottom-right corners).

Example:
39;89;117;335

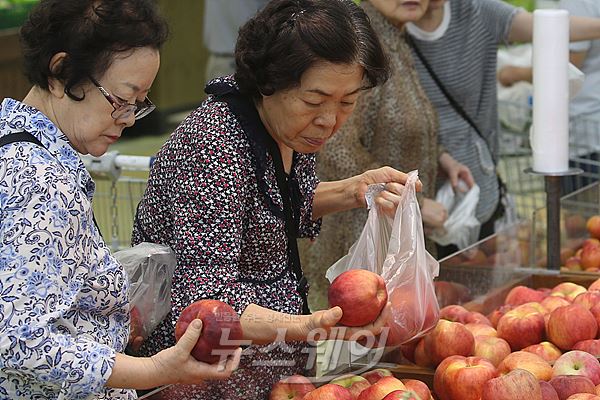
429;180;481;250
326;171;440;346
114;242;176;340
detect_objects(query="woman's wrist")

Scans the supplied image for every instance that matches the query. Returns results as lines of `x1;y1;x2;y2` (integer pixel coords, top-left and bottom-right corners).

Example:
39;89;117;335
240;304;308;344
108;353;168;389
348;174;366;209
313;177;365;218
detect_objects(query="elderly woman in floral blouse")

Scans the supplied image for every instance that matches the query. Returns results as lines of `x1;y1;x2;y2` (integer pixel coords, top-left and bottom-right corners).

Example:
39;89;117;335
0;1;245;398
132;0;418;398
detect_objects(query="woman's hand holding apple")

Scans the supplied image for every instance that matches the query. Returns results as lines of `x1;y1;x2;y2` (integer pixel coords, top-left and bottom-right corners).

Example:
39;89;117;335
150;319;242;385
295;302;392;343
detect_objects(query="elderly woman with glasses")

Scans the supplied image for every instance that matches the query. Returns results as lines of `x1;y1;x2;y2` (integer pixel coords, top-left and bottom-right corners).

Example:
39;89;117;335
131;0;419;398
0;1;397;398
0;1;246;399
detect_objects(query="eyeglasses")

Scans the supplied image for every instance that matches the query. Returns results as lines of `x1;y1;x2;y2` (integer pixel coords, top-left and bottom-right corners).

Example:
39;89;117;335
89;76;155;120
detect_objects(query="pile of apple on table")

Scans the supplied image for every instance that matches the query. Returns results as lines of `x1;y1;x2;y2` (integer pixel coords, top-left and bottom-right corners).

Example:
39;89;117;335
270;370;432;400
440;213;600;272
269;269;436;400
563;215;600;272
396;277;600;400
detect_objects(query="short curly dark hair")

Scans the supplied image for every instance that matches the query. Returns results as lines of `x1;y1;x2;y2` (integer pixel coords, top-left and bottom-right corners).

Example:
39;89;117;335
20;0;169;101
235;0;389;100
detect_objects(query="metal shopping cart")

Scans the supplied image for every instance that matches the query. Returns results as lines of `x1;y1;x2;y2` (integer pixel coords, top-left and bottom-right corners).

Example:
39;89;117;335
497;99;600;221
81;152;154;251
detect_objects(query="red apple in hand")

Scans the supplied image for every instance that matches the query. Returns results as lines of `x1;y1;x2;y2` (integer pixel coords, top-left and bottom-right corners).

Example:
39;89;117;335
434;356;498;400
304;383;353;400
328;269;388;327
481;369;542;400
175;299;243;364
330;374;371;399
269;375;316;400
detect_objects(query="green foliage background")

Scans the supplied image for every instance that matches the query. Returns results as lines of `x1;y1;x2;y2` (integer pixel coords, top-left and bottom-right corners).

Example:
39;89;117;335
0;0;39;30
352;0;536;12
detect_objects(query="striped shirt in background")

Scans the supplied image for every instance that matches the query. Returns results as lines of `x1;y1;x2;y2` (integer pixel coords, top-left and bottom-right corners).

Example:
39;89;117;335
407;0;519;224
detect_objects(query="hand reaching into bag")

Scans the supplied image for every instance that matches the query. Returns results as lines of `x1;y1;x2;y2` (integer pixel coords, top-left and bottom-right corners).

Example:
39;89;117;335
421;198;448;230
439;152;475;191
312;166;421;219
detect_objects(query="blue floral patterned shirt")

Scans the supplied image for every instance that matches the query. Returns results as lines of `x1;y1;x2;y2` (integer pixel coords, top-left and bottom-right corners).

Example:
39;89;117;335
0;98;135;399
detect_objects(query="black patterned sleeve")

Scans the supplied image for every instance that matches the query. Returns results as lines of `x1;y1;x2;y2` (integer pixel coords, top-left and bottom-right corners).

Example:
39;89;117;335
134;104;249;309
295;153;321;240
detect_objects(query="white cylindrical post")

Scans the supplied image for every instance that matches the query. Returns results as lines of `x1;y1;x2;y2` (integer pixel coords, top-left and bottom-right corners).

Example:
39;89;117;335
531;9;570;173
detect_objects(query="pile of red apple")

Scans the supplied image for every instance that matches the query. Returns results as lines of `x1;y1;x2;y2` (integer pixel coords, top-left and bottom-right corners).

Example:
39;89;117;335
439;214;600;271
441;223;534;268
396;276;600;399
269;368;433;400
563;215;600;272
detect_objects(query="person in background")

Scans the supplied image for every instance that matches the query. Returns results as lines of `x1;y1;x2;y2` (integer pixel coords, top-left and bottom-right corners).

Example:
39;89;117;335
0;1;244;399
303;0;474;311
498;0;600;193
203;0;269;82
406;0;600;258
132;0;415;398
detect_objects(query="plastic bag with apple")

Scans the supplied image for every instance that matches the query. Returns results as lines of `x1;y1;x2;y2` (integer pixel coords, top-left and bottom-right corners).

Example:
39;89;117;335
326;170;440;346
114;242;177;350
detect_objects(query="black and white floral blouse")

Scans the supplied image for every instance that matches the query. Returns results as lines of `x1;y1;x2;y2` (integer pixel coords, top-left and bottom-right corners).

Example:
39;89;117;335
0;98;133;400
132;77;322;399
